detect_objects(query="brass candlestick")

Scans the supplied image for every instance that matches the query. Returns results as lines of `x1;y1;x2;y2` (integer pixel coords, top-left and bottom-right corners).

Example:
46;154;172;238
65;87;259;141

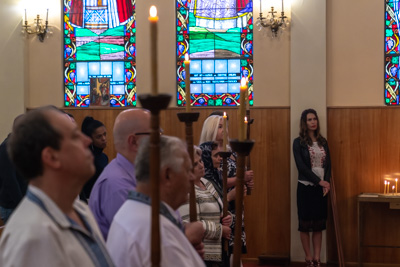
177;112;200;222
245;109;254;195
230;139;254;267
138;93;171;267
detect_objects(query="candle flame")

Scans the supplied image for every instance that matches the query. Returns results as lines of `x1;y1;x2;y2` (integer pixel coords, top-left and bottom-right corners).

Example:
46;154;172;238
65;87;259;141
185;53;189;62
240;77;246;87
385;181;387;185
150;5;157;18
396;178;398;182
245;116;248;123
223;111;227;118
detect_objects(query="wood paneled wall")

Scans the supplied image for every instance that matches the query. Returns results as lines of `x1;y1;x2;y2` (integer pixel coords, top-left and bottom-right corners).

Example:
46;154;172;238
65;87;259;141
63;107;291;260
327;108;400;265
51;107;400;265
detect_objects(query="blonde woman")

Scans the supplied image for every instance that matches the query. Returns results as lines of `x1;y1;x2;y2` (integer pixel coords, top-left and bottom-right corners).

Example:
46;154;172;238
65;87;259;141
199;115;253;256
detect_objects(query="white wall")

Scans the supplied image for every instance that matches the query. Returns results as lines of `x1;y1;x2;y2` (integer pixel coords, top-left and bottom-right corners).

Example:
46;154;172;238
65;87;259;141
327;0;384;106
0;0;25;140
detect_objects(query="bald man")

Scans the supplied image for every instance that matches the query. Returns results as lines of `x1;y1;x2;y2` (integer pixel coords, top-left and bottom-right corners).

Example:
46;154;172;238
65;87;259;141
89;109;150;239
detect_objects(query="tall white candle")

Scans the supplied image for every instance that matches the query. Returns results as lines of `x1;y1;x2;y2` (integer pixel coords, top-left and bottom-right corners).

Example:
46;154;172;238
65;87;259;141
239;78;247;141
184;53;191;112
149;6;158;95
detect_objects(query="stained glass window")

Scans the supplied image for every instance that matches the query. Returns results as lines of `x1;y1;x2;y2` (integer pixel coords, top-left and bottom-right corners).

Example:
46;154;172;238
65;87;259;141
176;0;254;107
385;0;400;105
64;0;136;107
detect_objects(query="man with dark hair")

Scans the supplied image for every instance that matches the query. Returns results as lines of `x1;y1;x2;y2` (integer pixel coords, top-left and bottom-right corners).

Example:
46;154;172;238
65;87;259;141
0;106;114;267
106;135;205;267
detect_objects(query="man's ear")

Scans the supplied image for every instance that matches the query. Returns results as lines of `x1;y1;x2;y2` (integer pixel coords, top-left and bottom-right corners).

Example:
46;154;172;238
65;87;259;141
41;147;61;169
127;134;137;149
160;167;172;187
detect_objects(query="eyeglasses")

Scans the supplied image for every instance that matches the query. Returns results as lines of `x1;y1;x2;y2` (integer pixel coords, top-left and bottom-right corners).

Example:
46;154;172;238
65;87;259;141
135;128;163;136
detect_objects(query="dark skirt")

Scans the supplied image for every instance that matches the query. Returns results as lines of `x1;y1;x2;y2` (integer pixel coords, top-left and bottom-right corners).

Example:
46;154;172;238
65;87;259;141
297;182;327;232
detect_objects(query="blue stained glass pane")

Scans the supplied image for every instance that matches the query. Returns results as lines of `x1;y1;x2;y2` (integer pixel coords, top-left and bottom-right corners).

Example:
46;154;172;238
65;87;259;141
191;61;202;74
227;83;240;94
228;59;241;73
215;60;228;73
89;62;101;76
101;62;113;76
215;83;227;93
191;84;202;94
202;61;215;73
76;63;89;82
112;85;125;94
77;85;90;95
202;84;214;93
112;62;125;81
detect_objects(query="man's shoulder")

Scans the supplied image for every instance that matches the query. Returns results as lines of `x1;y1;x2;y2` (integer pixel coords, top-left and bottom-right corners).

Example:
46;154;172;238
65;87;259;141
2;198;58;240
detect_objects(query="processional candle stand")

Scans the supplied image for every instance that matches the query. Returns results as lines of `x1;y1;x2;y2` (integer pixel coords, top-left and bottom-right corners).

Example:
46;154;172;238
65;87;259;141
177;53;199;222
230;139;254;267
245;109;254;195
138;94;171;267
218;150;232;259
232;78;254;267
177;111;199;221
140;5;172;267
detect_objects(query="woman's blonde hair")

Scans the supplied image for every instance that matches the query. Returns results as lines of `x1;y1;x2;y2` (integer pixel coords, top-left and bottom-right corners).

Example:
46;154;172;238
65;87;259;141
199;115;222;145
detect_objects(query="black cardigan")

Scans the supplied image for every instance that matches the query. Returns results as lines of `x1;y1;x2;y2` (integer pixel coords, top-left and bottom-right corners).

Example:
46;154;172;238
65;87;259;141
293;137;331;185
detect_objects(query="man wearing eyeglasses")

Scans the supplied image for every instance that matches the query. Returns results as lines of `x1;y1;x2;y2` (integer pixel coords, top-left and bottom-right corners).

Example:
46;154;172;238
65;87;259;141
89;109;151;240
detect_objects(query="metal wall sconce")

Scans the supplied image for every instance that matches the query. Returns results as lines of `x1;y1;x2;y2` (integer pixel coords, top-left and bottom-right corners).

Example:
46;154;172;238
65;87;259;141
256;0;290;38
22;9;51;42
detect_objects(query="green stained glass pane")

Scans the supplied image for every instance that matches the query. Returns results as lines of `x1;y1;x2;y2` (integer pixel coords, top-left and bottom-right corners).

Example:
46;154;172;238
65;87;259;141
249;100;253;106
177;26;181;31
392;57;399;64
247;33;253;41
249;25;253;30
389;79;396;86
386;98;390;103
70;63;76;70
241;59;248;67
216;98;223;106
125;62;132;68
208;99;215;106
130;36;135;43
178;100;182;105
177;35;184;42
386;20;391;26
65;101;70;106
64;30;69;35
386;29;394;37
127;84;134;90
65;38;71;45
67;85;74;90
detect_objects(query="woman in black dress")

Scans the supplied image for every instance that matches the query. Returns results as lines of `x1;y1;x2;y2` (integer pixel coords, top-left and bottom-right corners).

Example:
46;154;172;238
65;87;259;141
293;109;331;267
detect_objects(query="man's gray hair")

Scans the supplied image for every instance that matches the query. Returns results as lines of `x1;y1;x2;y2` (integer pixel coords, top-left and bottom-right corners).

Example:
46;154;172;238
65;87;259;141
135;135;187;183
